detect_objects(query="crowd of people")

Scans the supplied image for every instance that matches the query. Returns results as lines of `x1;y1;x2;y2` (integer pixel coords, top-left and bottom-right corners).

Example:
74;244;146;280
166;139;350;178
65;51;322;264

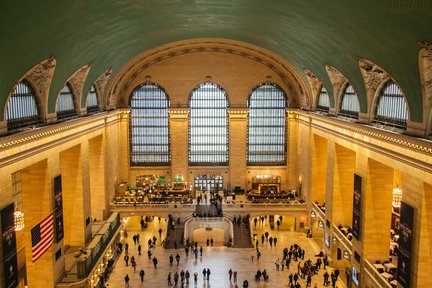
106;214;343;288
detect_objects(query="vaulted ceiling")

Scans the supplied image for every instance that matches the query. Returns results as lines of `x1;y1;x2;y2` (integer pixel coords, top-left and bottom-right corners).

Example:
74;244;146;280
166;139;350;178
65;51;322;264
1;1;431;122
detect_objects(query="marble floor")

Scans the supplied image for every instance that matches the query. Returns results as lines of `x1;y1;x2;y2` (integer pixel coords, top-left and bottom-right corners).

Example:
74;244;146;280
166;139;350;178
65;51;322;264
105;216;346;288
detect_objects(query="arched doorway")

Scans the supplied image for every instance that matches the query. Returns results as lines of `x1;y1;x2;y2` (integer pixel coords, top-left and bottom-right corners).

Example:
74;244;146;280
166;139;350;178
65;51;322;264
192;227;225;246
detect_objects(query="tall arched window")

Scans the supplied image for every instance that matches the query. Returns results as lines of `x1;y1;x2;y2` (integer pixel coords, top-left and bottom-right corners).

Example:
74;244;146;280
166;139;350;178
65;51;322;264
86;85;100;114
129;83;170;165
374;80;409;129
6;80;40;131
247;83;287;165
189;83;229;165
339;84;359;119
317;86;330;112
56;83;76;119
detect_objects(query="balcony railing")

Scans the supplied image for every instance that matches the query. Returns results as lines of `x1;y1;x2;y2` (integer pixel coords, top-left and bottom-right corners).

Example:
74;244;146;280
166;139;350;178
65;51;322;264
363;259;393;288
77;213;121;278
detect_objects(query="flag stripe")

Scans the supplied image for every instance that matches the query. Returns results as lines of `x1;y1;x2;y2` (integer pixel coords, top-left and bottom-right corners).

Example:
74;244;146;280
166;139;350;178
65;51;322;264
32;213;54;262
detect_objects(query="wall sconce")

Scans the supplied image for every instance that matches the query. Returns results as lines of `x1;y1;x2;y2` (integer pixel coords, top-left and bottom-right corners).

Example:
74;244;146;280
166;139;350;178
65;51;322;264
392;186;402;208
318;220;324;228
332;236;338;245
343;250;350;259
14;210;25;231
310;211;317;218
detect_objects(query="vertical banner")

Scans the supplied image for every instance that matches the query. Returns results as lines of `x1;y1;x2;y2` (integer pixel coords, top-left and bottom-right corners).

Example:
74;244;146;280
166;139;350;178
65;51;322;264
54;175;64;243
397;201;414;288
1;203;18;288
352;173;362;241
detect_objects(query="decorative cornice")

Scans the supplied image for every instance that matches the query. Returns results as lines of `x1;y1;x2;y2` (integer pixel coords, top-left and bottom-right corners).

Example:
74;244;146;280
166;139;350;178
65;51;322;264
228;108;248;114
295;110;432;156
0;110;126;150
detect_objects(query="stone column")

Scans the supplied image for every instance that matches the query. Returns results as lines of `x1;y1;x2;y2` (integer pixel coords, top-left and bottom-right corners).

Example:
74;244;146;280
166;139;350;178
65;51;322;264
360;157;393;261
60;145;89;246
402;175;432;287
311;134;328;203
168;108;190;182
331;144;356;226
227;108;248;191
21;160;56;287
89;135;106;220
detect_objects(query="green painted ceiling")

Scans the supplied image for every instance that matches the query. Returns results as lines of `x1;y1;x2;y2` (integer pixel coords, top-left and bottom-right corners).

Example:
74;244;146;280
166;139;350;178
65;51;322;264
1;1;431;121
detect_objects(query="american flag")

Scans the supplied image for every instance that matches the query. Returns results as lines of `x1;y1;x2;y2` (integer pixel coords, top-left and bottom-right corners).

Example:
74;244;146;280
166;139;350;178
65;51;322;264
31;213;54;262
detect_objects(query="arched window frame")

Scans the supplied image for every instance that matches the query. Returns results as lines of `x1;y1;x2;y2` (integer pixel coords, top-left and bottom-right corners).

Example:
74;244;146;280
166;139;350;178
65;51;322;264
247;83;288;165
56;83;77;120
129;82;171;166
86;85;100;114
317;85;330;112
339;83;360;119
374;80;409;129
6;79;40;131
188;82;229;166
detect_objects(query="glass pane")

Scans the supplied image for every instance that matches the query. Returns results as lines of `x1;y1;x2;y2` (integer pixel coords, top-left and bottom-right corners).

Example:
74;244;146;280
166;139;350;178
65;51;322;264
6;80;40;130
129;83;170;165
247;83;287;165
189;83;229;165
375;80;408;129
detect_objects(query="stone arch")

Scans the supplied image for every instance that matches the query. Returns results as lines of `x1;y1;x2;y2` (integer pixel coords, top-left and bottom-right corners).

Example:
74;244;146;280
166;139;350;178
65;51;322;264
325;65;348;115
60;64;91;116
358;58;392;123
304;69;322;111
184;217;234;246
106;38;310;110
85;68;112;112
0;57;56;134
418;42;432;137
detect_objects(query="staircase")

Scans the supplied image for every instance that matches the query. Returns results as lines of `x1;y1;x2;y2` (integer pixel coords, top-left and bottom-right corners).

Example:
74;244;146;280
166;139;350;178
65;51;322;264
231;216;254;248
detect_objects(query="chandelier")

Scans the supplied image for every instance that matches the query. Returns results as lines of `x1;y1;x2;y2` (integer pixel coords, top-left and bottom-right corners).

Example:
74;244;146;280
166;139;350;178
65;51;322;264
14;210;25;231
392;186;402;208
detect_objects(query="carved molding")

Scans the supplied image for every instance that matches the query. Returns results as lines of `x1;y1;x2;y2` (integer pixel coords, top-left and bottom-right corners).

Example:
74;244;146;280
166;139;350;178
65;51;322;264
94;69;112;108
25;57;56;100
106;39;310;110
419;42;432;91
358;58;389;93
68;65;91;102
304;69;321;108
325;65;347;107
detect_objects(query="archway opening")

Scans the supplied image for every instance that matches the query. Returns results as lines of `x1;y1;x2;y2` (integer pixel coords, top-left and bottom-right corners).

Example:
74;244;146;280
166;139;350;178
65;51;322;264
192;227;225;247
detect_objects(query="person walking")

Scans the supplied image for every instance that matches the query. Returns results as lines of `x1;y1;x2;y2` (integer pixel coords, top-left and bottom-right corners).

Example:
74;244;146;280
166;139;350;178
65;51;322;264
175;253;180;266
169;254;174;266
138;244;141;255
202;268;207;280
124;255;129;266
167;272;172;286
124;274;130;288
243;279;249;288
139;269;145;282
206;268;211;280
174;271;179;286
152;256;158;268
229;269;233;281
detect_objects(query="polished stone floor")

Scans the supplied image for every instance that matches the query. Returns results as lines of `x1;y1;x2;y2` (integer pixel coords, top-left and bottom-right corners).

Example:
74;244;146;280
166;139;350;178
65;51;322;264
105;216;346;288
